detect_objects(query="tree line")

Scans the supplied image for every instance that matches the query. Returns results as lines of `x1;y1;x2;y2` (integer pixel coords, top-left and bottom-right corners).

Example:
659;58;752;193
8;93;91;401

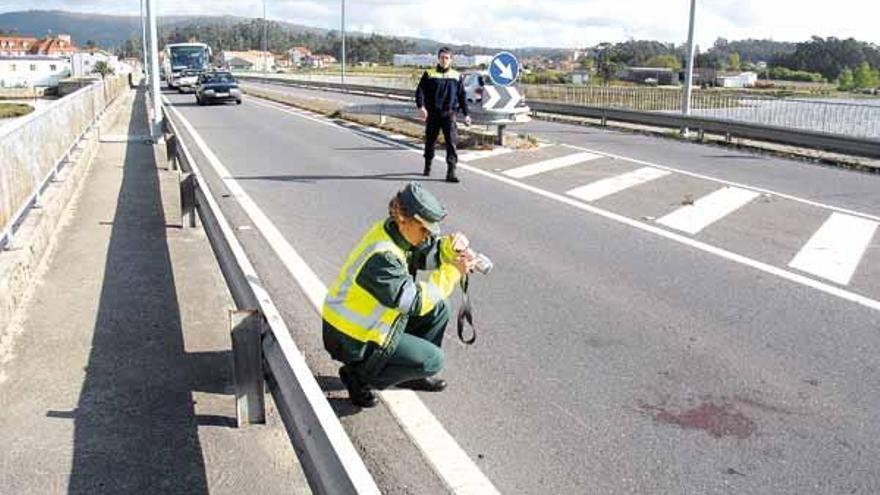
115;19;415;65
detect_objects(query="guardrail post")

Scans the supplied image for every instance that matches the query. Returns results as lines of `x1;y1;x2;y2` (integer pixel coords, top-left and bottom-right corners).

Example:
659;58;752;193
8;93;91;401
180;173;198;228
166;134;179;171
231;309;266;427
497;124;506;146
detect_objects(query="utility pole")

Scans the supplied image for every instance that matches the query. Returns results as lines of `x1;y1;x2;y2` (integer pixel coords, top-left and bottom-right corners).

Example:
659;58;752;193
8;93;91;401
140;0;148;82
146;0;162;138
341;0;346;85
263;0;268;74
681;0;697;137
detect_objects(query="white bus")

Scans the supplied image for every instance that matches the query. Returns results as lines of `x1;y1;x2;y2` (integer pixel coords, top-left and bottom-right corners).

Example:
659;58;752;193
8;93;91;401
162;42;211;88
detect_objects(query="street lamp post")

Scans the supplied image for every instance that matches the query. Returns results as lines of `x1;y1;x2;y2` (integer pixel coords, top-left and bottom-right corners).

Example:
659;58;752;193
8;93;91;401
145;0;162;137
341;0;346;85
681;0;697;136
263;0;267;74
140;0;148;81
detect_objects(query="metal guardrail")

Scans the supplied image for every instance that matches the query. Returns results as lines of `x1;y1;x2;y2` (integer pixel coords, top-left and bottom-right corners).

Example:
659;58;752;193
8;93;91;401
528;101;880;159
161;103;381;495
239;75;880;160
0;75;128;249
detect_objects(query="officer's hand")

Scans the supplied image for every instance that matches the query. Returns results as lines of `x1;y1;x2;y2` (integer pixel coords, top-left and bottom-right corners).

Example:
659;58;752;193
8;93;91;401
453;252;476;275
449;232;470;253
419;107;428;121
464;115;472;127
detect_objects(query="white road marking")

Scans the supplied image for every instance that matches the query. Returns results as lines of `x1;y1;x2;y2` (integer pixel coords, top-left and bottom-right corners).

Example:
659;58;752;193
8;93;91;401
561;144;880;223
789;213;878;285
459;147;514;161
657;186;761;235
166;97;500;495
245;91;880;314
163;98;380;494
502;151;601;178
566;167;671;202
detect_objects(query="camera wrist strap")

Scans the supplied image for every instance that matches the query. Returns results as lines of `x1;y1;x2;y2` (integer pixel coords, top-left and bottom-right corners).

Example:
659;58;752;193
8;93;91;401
456;275;477;345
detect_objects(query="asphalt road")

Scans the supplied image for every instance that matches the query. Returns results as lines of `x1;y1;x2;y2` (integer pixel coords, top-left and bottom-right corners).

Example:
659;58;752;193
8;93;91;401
165;88;880;494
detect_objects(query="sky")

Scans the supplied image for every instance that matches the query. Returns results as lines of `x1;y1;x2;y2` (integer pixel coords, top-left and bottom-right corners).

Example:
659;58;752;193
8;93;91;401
2;1;879;49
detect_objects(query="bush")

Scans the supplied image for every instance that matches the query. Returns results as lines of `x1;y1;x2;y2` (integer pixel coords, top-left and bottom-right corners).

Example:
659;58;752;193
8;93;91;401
766;67;825;82
0;102;34;119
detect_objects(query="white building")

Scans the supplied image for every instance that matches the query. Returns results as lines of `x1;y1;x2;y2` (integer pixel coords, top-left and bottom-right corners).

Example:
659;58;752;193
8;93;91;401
0;55;71;88
220;51;275;72
716;71;758;88
71;50;128;77
393;53;493;68
288;46;311;66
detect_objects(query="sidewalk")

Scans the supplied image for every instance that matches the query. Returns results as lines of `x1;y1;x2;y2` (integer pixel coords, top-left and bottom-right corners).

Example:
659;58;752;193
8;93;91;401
0;87;310;494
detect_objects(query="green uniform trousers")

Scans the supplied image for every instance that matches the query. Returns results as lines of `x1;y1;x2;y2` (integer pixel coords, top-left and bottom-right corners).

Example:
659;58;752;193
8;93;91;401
359;301;450;390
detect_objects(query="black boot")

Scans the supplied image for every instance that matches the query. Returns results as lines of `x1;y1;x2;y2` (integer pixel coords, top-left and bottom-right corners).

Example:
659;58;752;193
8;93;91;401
339;366;377;408
423;161;432;176
399;377;447;392
445;164;459;183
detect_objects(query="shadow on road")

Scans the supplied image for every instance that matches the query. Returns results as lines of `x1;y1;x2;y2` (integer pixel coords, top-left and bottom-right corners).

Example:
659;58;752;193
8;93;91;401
67;87;231;494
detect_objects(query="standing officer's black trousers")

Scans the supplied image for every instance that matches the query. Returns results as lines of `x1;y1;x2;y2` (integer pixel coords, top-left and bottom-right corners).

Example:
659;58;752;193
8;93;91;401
423;112;458;177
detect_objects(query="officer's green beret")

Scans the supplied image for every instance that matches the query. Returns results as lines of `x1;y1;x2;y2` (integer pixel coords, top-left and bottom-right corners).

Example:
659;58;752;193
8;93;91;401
397;182;447;234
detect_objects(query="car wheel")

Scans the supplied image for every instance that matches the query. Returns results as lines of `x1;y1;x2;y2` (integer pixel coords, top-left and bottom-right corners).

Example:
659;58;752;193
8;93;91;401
236;99;242;105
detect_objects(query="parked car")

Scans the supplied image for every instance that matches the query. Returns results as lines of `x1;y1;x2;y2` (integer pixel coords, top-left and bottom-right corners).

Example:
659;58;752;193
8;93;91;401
461;71;530;124
195;71;242;105
177;69;202;93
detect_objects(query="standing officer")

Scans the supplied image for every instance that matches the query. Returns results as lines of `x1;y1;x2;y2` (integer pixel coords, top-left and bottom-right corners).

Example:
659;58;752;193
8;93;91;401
416;47;472;183
322;182;475;407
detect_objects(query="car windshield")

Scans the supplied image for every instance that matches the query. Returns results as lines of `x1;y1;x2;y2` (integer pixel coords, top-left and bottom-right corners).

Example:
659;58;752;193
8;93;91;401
203;73;235;84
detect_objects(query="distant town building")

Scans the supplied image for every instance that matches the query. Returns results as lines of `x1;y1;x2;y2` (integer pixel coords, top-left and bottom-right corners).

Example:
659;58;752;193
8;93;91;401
0;36;39;56
716;71;758;88
0;34;77;56
219;50;275;72
71;50;128;77
303;54;337;69
288;46;312;65
618;67;679;86
393;53;493;68
0;55;71;87
570;70;592;85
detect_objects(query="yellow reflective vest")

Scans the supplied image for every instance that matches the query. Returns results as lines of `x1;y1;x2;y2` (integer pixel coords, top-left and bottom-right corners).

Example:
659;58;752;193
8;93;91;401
322;221;462;347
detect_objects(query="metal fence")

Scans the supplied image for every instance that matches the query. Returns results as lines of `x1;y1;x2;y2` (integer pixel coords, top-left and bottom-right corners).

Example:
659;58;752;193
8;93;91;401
521;85;880;139
0;76;128;248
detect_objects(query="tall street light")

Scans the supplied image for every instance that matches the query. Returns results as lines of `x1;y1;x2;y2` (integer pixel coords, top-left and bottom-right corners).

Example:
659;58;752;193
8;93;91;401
263;0;268;74
145;0;162;137
681;0;697;136
341;0;346;85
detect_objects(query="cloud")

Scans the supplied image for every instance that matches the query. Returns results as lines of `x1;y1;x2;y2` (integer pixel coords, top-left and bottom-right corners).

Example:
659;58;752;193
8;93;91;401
1;1;878;47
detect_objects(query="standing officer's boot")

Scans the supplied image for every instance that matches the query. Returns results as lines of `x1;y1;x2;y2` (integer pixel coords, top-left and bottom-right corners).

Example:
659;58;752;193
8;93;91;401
445;163;459;183
423;161;432;177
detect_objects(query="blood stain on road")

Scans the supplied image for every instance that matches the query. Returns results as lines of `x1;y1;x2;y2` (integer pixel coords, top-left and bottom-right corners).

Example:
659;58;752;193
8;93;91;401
640;401;757;439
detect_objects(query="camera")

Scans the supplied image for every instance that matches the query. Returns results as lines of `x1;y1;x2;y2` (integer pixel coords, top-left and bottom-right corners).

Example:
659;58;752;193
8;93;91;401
469;250;493;275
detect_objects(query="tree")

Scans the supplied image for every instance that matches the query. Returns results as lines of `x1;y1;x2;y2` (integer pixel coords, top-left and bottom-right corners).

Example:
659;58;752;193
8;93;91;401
729;52;741;71
85;40;97;51
853;61;878;89
838;68;854;91
93;61;114;79
645;54;681;70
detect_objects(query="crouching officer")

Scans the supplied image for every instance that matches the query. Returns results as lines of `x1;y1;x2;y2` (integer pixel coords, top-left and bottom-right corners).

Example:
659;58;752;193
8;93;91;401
322;182;474;407
416;47;472;183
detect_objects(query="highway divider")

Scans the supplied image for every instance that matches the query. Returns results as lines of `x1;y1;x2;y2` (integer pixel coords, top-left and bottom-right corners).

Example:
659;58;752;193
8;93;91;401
238;75;880;161
161;102;381;495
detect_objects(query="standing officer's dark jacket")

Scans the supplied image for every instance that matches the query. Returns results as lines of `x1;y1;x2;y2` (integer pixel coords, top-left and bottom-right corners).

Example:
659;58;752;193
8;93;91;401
415;66;469;117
